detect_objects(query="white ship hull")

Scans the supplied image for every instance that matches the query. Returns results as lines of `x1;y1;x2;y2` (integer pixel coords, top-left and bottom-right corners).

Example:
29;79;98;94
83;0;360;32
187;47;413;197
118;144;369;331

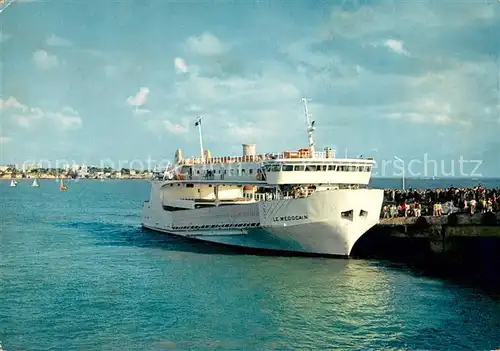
141;187;384;257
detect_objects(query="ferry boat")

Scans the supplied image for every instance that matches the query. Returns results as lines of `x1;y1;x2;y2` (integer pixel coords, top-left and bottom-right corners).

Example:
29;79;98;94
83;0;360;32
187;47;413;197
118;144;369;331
141;98;384;257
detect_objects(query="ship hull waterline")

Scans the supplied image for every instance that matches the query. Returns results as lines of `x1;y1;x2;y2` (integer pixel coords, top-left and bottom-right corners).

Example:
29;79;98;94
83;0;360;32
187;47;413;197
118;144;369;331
141;188;384;258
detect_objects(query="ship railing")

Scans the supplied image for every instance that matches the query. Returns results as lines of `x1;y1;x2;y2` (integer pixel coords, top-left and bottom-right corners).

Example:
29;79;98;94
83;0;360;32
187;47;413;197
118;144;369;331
178;150;339;165
177;192;307;204
246;192;306;202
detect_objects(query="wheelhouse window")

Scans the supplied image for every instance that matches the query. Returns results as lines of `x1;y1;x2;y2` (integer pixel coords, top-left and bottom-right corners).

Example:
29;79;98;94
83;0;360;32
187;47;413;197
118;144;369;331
271;165;281;172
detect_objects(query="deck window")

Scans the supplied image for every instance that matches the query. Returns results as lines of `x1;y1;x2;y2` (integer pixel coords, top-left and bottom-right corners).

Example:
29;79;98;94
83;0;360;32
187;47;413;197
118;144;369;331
282;165;293;171
271;165;281;172
328;165;336;171
294;165;305;171
305;165;315;172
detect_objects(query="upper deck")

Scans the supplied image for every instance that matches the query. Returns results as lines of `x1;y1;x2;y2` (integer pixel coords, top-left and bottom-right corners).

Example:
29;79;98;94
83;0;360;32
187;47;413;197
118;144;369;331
162;148;374;186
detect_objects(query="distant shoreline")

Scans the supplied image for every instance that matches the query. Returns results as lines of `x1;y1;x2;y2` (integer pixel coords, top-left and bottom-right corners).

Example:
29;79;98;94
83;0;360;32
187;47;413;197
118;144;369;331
2;176;149;180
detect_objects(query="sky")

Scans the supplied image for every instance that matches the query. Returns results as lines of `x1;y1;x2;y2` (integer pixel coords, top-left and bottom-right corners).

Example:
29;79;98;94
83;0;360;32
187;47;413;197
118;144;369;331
0;0;499;177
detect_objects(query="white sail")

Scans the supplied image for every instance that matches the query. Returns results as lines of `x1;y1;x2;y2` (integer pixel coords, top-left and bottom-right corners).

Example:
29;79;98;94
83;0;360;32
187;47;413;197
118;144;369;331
10;179;16;187
32;178;40;187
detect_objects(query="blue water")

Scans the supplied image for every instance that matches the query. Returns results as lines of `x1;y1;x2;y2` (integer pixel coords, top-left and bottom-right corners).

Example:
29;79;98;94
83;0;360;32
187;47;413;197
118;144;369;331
1;178;500;350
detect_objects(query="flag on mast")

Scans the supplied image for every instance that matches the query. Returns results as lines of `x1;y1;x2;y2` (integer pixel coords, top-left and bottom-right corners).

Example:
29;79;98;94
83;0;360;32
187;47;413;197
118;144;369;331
195;116;202;126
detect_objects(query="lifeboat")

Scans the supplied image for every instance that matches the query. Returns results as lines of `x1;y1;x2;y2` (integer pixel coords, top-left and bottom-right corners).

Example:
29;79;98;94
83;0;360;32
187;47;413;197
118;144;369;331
283;151;299;158
298;148;310;158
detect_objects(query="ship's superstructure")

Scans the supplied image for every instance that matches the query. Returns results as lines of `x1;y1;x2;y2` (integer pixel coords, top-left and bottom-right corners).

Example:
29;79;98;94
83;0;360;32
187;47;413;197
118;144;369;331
141;98;384;257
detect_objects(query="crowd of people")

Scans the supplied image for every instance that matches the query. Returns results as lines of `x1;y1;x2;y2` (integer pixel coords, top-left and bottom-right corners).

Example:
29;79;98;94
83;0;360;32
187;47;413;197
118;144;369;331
380;184;500;218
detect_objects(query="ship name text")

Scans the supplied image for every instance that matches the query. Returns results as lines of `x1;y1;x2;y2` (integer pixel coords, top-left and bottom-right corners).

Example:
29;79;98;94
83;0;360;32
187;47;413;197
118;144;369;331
272;215;308;222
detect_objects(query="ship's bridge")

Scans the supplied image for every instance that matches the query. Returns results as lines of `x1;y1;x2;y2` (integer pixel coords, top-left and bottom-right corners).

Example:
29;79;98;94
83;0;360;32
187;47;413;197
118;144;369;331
262;153;375;185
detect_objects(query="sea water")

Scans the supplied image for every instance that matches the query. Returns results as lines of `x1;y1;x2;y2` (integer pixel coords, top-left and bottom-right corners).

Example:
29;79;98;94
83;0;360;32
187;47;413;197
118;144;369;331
1;179;499;350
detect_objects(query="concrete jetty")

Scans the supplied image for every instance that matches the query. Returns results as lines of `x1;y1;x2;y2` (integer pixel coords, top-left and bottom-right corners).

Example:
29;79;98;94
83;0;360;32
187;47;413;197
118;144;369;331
353;213;500;289
376;213;500;254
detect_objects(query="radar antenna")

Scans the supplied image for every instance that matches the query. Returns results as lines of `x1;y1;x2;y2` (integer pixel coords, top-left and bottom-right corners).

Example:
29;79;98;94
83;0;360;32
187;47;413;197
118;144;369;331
301;97;316;154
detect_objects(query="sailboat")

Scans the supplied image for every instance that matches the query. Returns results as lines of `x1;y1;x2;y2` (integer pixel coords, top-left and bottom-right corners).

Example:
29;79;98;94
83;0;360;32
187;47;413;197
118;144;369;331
32;178;40;187
10;179;17;187
59;178;68;191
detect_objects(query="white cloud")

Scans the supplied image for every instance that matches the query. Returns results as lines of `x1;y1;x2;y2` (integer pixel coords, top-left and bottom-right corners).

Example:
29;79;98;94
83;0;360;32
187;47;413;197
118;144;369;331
186;32;228;56
46;34;73;47
47;111;83;130
0;31;12;43
224;122;266;141
321;1;497;40
164;120;189;134
0;136;12;144
383;39;409;56
386;97;454;125
174;57;189;74
0;96;28;111
133;108;151;116
127;87;150;107
33;50;59;70
13;115;33;128
2;97;82;131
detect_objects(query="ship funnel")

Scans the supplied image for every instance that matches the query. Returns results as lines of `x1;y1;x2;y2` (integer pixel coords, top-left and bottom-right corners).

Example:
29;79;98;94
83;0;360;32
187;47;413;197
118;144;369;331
242;143;256;157
175;148;183;163
204;149;211;160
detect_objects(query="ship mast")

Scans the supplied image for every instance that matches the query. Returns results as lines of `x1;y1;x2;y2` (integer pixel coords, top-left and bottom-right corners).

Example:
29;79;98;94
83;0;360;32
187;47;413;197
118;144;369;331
301;97;316;154
195;116;204;163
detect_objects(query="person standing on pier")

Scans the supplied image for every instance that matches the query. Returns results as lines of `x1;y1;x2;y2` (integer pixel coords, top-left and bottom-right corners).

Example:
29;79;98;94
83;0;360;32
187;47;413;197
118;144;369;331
414;202;421;217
